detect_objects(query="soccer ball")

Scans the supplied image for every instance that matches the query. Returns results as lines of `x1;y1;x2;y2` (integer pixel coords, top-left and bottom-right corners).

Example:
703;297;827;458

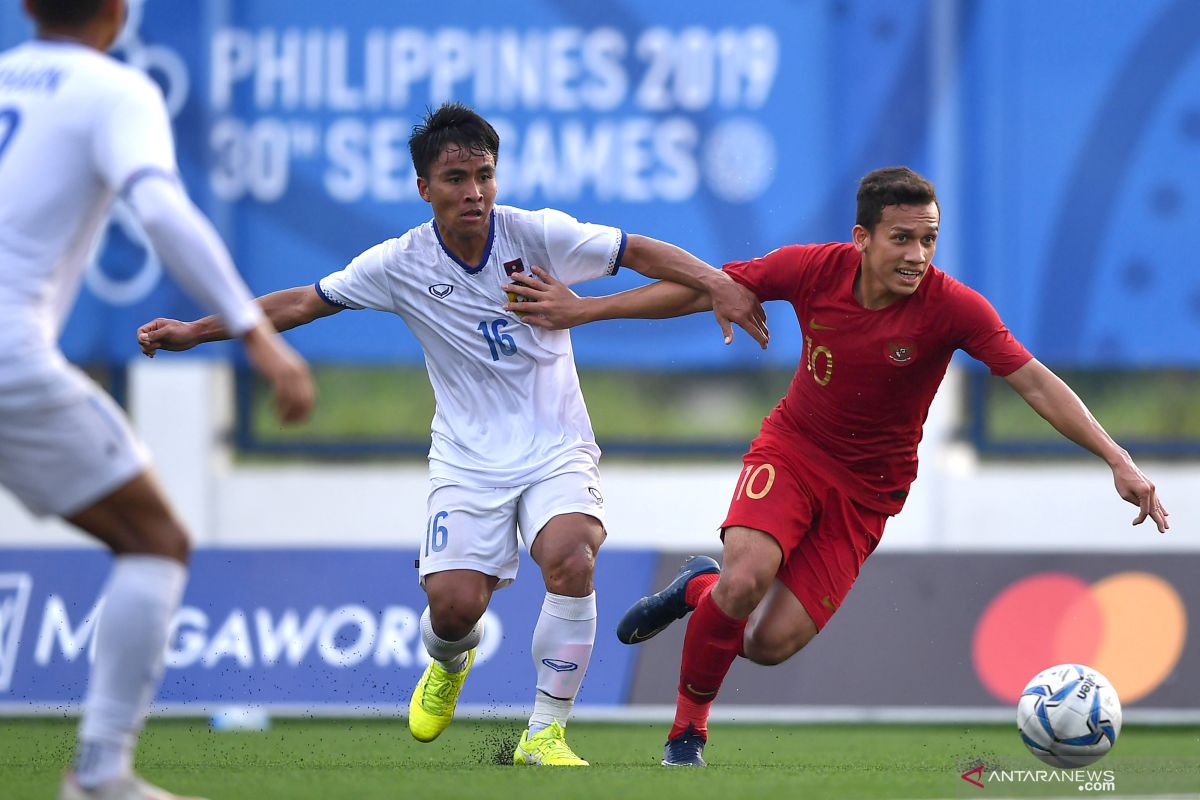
1016;663;1122;768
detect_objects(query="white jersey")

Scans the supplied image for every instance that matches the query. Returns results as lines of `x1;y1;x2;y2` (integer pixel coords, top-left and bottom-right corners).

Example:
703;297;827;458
0;40;254;406
319;205;624;487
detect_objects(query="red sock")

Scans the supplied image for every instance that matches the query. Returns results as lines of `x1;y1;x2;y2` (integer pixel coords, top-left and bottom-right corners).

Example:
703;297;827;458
671;592;746;739
684;572;718;608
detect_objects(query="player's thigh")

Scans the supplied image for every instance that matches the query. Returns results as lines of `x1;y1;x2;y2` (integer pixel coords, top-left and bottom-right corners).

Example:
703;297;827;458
775;487;886;634
718;444;818;606
420;482;522;590
743;579;819;666
518;467;606;583
67;470;189;561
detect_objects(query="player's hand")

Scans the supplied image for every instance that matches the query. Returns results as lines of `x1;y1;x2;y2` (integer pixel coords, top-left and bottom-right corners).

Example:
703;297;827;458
1113;459;1169;532
137;318;200;356
241;320;316;424
703;270;768;348
502;266;589;329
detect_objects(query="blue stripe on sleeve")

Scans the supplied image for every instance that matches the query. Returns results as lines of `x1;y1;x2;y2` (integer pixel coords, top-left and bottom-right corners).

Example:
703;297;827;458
613;230;628;275
314;280;354;309
117;166;178;199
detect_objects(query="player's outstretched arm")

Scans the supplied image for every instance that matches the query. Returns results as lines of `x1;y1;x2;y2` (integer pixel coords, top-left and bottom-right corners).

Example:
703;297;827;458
138;286;339;355
620;235;768;347
505;266;719;329
1004;358;1168;532
505;264;767;346
137;286;333;423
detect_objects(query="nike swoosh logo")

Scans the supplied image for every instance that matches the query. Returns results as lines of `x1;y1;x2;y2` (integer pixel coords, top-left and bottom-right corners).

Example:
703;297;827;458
686;683;717;697
626;625;666;643
810;318;835;331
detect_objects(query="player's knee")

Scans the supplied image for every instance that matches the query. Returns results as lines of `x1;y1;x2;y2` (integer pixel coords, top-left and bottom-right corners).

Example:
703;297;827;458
426;593;487;641
120;518;191;563
713;568;772;614
538;542;596;596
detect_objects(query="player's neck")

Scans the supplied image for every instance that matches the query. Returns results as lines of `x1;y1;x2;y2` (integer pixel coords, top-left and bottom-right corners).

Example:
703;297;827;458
439;228;488;266
853;273;900;310
36;26;111;51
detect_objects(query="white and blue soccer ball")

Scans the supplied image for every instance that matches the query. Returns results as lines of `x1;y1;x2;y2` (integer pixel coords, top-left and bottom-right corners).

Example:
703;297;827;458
1016;663;1122;768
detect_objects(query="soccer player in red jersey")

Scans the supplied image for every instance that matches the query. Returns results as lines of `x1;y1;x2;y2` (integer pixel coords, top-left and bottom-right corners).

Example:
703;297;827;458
501;166;1169;766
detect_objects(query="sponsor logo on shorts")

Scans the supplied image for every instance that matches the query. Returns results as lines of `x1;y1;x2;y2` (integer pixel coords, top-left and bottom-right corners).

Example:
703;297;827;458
0;573;32;692
588;487;604;505
541;658;578;672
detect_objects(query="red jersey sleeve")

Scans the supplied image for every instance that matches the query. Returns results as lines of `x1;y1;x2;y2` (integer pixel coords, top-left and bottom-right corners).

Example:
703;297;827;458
946;279;1033;376
722;244;819;302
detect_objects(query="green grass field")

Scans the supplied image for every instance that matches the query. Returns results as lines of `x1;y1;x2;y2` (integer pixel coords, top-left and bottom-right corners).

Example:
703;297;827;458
3;719;1196;799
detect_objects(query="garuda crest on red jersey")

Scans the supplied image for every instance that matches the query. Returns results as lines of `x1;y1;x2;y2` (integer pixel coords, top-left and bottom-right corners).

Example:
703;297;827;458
885;340;917;365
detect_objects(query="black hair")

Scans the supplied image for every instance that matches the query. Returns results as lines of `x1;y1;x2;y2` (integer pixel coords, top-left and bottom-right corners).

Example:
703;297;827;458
26;0;107;27
856;166;939;231
408;102;500;180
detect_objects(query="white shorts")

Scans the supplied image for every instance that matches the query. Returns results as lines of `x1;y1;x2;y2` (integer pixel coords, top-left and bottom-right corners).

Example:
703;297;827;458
0;380;150;517
419;464;606;588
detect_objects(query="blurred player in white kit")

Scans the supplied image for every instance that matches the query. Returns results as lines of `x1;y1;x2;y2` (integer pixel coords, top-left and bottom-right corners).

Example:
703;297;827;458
0;1;315;797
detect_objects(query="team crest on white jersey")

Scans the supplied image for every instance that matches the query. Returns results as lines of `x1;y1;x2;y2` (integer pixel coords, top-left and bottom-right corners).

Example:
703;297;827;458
0;573;33;692
428;284;454;299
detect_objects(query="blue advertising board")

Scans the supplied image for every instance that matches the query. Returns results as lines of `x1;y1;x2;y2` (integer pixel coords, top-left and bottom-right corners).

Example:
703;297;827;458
0;549;656;711
1;0;1195;368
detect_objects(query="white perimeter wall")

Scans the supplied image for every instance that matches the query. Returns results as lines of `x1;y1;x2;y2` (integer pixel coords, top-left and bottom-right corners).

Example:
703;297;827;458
1;360;1195;554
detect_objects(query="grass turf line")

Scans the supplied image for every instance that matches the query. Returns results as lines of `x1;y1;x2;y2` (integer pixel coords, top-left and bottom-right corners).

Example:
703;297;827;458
1;719;1196;799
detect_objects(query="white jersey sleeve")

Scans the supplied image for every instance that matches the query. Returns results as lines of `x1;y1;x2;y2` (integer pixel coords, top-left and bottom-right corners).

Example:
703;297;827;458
317;241;395;311
539;208;625;286
125;176;263;336
92;71;176;193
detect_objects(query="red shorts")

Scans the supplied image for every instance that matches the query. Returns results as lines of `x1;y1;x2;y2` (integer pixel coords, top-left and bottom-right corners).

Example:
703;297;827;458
720;437;888;630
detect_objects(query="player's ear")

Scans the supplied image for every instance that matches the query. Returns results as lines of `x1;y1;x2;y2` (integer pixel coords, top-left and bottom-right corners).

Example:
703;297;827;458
852;224;869;252
416;176;430;203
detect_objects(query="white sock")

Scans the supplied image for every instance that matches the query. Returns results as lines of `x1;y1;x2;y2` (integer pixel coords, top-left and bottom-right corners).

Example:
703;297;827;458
528;591;596;735
75;555;186;789
420;606;483;674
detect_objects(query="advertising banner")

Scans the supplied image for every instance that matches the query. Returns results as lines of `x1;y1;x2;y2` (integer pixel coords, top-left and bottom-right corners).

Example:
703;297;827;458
2;0;1195;368
0;549;655;711
630;552;1199;716
1;549;1194;719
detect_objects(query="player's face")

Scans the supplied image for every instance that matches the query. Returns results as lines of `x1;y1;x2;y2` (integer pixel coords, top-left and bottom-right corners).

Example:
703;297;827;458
852;202;939;309
417;146;497;243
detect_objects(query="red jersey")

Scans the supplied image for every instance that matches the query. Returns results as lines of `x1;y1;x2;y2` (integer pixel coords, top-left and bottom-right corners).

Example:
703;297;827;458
724;242;1032;515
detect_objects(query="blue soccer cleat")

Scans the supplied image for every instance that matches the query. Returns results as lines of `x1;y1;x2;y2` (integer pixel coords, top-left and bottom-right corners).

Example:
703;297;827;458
616;555;720;645
662;725;707;767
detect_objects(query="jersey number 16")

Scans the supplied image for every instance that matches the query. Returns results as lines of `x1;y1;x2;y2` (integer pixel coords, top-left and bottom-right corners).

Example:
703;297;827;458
478;318;518;361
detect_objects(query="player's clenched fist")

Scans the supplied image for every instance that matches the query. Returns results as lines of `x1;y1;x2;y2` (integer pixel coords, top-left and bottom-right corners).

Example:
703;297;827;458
137;318;201;357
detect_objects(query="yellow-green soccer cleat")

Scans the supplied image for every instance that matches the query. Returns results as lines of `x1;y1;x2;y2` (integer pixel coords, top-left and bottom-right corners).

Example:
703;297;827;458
408;648;475;742
513;721;590;766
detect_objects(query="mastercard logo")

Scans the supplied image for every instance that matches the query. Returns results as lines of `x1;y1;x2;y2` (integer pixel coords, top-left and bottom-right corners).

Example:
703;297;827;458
972;571;1187;704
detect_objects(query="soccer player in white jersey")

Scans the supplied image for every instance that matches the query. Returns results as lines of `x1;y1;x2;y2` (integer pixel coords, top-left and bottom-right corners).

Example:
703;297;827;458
0;2;315;798
138;102;766;766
